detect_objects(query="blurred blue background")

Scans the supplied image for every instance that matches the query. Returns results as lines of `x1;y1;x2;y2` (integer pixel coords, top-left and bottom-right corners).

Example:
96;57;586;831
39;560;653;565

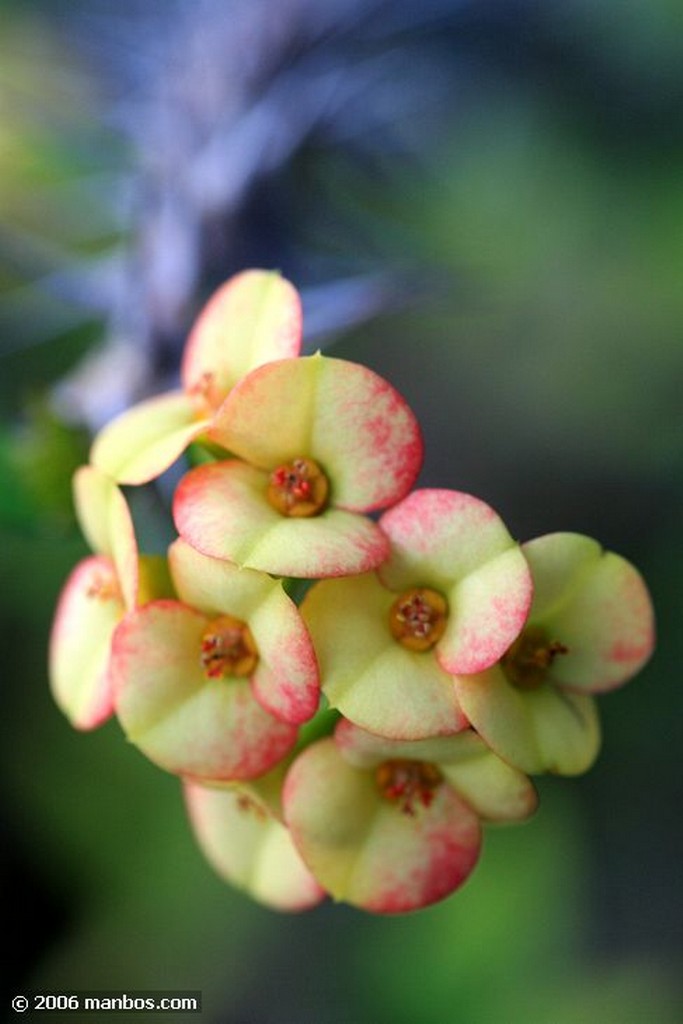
1;1;681;1021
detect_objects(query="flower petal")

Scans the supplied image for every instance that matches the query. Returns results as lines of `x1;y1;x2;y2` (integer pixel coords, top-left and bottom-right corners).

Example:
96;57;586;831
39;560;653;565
302;574;467;739
452;667;602;776
435;733;538;822
181;270;302;398
283;738;481;913
521;532;602;618
169;539;320;724
335;717;477;768
523;533;655;692
112;601;297;781
378;489;521;590
91;391;210;485
249;596;320;725
379;490;532;673
73;465;138;610
208;354;423;511
184;780;325;912
49;556;124;730
168;535;283;615
335;720;537;822
438;546;534;674
173;460;388;578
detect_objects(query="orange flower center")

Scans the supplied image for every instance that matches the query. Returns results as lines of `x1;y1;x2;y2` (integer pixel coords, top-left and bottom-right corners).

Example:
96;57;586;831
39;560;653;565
501;625;569;690
266;456;329;517
200;614;259;679
375;759;443;816
389;587;448;652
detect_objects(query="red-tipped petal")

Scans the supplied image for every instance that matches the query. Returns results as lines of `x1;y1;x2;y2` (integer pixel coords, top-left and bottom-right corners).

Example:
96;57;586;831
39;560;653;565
49;556;124;730
174;460;389;578
437;546;533;675
208;354;423;511
182;270;302;399
379;489;522;589
112;601;297;781
284;738;481;913
249;594;320;725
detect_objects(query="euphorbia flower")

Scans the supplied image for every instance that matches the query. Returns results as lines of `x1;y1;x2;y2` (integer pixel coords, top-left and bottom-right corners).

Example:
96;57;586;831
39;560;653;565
91;270;302;484
301;489;532;738
112;538;320;781
451;532;656;776
173;353;423;578
49;465;171;730
184;769;325;912
283;718;536;914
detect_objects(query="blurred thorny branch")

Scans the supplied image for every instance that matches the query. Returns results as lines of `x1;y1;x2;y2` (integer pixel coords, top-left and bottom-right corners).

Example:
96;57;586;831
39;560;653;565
3;0;683;531
0;0;510;427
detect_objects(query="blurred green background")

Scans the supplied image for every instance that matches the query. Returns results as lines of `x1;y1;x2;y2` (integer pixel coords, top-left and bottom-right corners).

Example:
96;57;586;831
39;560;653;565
1;1;681;1022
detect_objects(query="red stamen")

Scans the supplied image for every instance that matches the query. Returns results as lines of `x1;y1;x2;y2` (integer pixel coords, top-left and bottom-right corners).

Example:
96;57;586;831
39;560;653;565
375;759;443;816
266;456;329;518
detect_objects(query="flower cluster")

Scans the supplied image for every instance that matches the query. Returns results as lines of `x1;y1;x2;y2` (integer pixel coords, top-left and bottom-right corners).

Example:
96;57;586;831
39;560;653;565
50;269;656;914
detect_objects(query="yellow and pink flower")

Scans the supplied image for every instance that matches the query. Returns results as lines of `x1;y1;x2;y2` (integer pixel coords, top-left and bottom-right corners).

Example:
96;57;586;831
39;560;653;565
282;718;537;914
302;489;533;738
184;767;325;912
174;353;423;578
451;532;656;775
112;539;320;782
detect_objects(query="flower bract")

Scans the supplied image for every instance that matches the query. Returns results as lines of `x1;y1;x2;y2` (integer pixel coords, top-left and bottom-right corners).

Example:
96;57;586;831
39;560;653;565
173;353;424;578
184;775;325;912
112;539;320;781
283;718;535;914
451;532;656;775
301;488;532;738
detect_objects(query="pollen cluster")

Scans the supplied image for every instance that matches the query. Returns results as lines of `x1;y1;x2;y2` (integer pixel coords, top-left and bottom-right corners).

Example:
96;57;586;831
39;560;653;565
200;615;259;679
389;587;448;651
267;457;329;517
